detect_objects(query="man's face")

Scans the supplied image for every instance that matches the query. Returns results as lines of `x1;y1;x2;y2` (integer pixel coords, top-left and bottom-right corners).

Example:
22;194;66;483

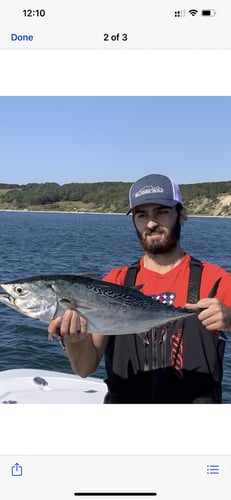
133;203;183;255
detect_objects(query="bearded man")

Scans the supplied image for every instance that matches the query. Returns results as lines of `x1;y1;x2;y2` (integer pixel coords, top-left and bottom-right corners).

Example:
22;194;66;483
48;174;231;403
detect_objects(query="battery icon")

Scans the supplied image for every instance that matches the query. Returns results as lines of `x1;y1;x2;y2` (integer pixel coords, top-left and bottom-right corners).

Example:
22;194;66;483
201;9;216;16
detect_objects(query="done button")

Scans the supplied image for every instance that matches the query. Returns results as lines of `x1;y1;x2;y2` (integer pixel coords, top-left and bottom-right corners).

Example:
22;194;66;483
11;34;34;41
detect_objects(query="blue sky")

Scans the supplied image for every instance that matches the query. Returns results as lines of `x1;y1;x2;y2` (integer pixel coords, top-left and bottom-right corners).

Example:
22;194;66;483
0;96;230;186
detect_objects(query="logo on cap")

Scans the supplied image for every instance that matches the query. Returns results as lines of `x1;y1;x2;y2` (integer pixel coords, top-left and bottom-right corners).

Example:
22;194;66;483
135;185;164;198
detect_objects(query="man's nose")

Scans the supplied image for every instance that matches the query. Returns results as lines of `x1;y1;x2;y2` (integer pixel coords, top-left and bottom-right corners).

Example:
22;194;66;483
146;219;159;229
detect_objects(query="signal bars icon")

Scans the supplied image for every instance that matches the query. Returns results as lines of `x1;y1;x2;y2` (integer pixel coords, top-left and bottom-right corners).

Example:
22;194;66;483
174;10;186;17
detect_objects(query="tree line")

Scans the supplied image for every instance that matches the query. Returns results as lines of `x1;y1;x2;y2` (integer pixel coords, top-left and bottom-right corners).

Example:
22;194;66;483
0;182;131;213
0;180;230;213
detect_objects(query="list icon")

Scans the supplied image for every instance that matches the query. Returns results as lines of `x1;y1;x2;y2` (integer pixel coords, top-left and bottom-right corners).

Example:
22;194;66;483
206;464;220;475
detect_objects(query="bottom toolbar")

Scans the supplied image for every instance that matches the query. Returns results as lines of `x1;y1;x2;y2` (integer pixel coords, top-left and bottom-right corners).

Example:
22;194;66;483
0;455;229;499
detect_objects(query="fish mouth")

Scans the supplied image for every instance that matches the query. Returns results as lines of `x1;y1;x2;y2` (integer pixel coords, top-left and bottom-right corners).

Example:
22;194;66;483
0;292;16;305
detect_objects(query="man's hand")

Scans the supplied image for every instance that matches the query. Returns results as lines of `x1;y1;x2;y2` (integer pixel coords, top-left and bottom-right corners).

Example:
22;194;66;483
48;311;106;377
185;298;231;332
48;310;88;343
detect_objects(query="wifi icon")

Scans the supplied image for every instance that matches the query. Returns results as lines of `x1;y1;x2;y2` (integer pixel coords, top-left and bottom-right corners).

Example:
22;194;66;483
189;9;198;16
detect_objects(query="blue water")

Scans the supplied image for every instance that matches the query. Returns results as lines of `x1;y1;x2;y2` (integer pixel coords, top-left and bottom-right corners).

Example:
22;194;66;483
0;211;231;402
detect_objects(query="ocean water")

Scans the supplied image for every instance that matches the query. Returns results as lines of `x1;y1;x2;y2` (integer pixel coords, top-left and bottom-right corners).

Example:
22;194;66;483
0;211;231;402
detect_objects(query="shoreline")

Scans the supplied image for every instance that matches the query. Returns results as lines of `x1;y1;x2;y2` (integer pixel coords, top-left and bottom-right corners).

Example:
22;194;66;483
0;209;126;215
0;208;231;218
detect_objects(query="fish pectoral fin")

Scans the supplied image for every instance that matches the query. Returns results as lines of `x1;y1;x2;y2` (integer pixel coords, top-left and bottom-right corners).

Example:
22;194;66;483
59;298;80;310
59;298;93;311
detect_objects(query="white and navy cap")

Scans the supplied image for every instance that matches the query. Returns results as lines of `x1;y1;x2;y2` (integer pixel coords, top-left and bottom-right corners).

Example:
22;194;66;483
127;174;183;214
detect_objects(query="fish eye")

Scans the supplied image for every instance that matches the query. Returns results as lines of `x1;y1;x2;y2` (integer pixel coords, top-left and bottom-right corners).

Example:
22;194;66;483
14;286;24;294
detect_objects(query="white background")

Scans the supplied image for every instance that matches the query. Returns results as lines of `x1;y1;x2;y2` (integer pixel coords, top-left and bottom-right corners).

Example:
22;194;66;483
0;48;230;457
1;50;231;95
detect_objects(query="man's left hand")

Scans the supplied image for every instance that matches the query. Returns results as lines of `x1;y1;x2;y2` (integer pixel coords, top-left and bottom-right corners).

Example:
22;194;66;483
185;298;231;332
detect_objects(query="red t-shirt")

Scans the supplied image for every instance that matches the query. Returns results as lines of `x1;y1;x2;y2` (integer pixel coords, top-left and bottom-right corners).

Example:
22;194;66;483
104;253;231;308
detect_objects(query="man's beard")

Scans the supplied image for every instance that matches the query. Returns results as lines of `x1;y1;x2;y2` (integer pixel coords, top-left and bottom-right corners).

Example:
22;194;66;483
135;216;181;255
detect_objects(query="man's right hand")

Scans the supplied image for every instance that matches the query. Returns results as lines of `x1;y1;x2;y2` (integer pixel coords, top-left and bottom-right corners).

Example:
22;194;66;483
48;311;108;377
48;310;88;343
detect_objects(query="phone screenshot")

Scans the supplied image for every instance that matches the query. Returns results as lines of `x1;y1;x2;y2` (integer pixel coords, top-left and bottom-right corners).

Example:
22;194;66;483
0;2;231;499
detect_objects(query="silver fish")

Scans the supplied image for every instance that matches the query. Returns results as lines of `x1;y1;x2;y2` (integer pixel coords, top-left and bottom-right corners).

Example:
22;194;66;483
0;274;196;335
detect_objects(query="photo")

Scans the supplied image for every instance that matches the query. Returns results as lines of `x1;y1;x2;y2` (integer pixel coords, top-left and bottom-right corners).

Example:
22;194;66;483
0;95;230;404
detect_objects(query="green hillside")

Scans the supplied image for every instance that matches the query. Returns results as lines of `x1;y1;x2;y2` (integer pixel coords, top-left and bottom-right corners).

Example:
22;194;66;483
0;180;230;216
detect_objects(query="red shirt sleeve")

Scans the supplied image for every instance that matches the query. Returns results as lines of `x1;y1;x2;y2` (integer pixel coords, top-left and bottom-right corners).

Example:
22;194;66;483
103;266;129;285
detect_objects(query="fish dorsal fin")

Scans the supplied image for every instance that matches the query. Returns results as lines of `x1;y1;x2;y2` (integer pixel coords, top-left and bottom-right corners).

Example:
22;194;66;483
131;284;145;291
74;273;99;278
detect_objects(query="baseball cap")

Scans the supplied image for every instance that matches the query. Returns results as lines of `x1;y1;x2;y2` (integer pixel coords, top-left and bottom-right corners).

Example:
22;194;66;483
127;174;183;214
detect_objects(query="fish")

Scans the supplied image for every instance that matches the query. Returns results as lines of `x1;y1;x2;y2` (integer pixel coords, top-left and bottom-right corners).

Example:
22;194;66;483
0;274;196;335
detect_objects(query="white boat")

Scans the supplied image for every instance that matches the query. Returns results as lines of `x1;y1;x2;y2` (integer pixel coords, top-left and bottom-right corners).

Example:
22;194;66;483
0;369;107;404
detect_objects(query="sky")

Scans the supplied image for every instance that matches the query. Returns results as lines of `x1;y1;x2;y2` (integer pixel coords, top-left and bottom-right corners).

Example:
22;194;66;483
0;96;230;186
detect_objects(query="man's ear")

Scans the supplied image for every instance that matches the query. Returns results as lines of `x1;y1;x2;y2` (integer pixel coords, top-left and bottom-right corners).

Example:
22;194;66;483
180;206;187;223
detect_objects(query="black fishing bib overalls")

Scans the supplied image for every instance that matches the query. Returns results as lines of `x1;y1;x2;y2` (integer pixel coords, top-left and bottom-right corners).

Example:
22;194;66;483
104;257;225;404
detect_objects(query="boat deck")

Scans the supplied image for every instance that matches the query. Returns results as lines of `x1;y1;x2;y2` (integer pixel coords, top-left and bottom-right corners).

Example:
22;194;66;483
0;369;107;404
